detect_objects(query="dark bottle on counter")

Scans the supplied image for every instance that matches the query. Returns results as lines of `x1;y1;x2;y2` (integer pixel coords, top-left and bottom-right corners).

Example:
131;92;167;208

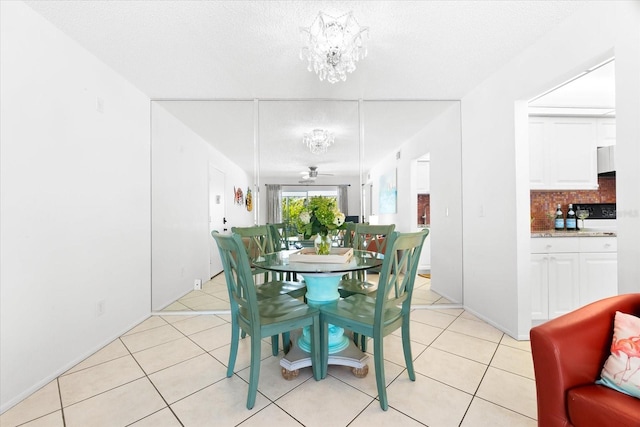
566;204;577;231
554;204;565;230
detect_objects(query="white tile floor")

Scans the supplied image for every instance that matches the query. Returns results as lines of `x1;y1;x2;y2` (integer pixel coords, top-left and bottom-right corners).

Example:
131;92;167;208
1;274;537;427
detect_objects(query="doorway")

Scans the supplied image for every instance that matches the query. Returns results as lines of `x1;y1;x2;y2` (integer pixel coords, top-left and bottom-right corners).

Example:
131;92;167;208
415;155;431;274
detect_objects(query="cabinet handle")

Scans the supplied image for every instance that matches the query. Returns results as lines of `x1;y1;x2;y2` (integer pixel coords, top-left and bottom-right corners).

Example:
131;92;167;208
604;243;611;248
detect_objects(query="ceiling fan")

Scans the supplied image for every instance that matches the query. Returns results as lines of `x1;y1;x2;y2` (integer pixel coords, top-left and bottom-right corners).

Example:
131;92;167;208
299;166;333;183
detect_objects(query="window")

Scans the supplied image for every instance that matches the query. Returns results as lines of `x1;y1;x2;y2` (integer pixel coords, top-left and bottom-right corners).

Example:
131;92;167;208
281;189;338;227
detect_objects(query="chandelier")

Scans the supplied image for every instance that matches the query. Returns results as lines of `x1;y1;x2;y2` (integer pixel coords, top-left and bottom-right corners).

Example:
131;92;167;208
303;129;334;154
299;11;369;84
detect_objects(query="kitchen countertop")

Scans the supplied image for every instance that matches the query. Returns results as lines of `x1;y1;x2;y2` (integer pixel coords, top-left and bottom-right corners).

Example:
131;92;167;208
532;229;617;238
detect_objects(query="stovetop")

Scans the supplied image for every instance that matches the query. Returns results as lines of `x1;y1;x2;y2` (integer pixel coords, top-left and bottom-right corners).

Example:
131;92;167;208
573;203;617;232
572;203;616;220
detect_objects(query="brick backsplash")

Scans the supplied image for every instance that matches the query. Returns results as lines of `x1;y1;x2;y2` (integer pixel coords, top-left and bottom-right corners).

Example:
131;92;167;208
417;194;430;225
530;176;616;231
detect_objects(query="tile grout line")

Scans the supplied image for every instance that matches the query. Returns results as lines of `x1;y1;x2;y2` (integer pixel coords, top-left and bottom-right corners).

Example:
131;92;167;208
337;309;468;424
470;395;538;423
344;399;382;426
136;318;263;420
56;377;66;427
8;288;536;427
125;340;185;427
57;326;210;424
456;331;504;426
10;382;68;427
267;400;308;427
56;337;153;414
59;353;132;378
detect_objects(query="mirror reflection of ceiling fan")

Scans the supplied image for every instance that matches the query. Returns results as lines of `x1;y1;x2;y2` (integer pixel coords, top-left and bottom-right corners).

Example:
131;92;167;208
299;166;333;183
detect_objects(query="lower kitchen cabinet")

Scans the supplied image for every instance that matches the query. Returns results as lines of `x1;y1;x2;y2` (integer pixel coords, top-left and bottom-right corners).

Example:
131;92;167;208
531;237;617;323
579;252;618;306
531;252;579;321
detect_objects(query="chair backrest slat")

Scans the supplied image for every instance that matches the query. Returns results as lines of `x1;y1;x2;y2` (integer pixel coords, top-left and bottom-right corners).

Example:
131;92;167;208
340;222;358;248
374;230;429;322
231;225;274;258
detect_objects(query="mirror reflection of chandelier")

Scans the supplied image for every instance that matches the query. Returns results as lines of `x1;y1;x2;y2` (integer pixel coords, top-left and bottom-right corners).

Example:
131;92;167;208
299;11;369;84
303;129;334;154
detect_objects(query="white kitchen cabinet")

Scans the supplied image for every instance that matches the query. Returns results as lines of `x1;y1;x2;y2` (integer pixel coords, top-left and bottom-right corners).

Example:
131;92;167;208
531;236;618;323
579;253;617;305
529;117;598;190
578;237;618;306
596;118;616;147
530;254;549;320
530;251;580;321
530;238;580;321
597;146;616;174
547;253;580;318
416;160;430;194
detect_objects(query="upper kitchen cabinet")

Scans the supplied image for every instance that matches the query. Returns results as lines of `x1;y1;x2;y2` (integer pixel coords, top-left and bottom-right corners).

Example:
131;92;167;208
529;116;598;190
596;117;616;147
416;160;430;194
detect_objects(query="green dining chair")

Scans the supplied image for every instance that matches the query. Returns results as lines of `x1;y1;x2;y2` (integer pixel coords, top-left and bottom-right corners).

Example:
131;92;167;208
211;232;321;409
338;223;396;299
320;229;429;411
267;222;288;251
267;223;298;282
335;221;356;248
339;223;395;351
224;227;306;355
231;225;276;283
231;225;306;298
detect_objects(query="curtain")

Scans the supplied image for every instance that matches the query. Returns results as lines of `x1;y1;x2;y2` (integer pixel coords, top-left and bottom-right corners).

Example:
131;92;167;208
338;185;349;215
265;184;282;224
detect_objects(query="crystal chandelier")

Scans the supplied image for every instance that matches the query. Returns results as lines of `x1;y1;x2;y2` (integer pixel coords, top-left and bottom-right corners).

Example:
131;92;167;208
299;11;369;84
303;129;335;154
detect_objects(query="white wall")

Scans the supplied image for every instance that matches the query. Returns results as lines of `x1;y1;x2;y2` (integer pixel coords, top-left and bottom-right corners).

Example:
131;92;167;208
151;103;254;310
367;102;463;303
614;4;640;296
0;2;151;411
461;2;640;339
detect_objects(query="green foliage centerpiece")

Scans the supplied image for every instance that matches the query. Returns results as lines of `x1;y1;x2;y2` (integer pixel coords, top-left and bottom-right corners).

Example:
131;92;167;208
296;196;346;255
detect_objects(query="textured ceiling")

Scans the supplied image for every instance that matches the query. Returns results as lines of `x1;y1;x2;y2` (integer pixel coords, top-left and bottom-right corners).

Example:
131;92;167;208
26;1;585;100
25;1;588;177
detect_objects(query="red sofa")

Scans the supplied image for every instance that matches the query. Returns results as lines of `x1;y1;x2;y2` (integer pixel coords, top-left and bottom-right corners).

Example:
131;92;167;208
530;293;640;427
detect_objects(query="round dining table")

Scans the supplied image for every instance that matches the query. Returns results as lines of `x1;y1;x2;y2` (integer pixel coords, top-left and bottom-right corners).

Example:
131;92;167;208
252;249;383;378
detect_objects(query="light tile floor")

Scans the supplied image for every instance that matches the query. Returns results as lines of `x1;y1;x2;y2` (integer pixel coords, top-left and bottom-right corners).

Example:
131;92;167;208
2;274;537;427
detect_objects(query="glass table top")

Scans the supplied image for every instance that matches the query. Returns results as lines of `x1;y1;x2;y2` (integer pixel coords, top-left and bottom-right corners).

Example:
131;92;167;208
251;249;383;274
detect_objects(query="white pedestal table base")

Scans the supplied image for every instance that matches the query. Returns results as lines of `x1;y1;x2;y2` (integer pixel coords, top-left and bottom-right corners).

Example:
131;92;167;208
280;272;370;379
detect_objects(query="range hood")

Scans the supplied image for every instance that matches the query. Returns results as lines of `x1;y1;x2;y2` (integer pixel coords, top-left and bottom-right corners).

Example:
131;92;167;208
597;146;616;175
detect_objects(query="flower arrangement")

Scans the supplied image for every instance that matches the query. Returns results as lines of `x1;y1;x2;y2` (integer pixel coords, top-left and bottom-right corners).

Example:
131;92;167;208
296;196;346;254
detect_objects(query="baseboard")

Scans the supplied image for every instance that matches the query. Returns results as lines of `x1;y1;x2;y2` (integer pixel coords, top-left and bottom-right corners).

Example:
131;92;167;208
462;305;522;341
154;287;193;312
